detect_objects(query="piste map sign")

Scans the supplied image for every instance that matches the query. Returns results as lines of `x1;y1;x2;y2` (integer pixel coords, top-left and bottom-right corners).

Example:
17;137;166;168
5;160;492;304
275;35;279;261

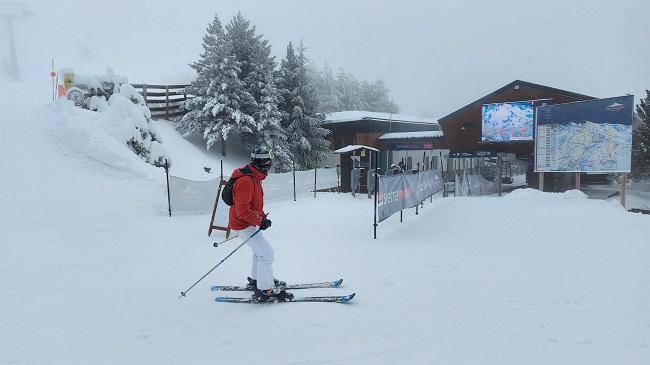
482;101;535;142
535;95;633;173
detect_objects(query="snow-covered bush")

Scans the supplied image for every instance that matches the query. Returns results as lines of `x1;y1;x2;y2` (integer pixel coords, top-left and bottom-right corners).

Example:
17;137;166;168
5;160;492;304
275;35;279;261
63;68;169;168
74;68;128;103
104;91;169;167
86;95;108;112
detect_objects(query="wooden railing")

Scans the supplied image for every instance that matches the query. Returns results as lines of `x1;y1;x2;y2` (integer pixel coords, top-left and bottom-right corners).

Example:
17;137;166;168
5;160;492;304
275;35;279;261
131;83;190;120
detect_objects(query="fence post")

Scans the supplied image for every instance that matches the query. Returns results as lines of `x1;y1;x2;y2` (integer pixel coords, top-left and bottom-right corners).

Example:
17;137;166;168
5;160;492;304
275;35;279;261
336;164;340;194
165;159;172;217
293;160;296;202
620;173;627;208
314;165;317;198
373;163;379;240
165;85;170;120
142;84;148;106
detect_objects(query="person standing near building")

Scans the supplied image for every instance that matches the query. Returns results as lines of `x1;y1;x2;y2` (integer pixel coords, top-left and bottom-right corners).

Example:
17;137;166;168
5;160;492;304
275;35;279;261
390;163;402;175
229;146;293;302
398;160;406;174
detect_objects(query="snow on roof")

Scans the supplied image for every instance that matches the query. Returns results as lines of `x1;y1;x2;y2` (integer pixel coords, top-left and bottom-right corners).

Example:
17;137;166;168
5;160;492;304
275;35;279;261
333;145;380;154
378;131;444;140
324;111;438;125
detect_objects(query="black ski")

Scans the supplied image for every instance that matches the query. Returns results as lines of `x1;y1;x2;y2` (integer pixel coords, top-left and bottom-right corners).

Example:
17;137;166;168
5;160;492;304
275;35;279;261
211;279;343;292
215;293;355;304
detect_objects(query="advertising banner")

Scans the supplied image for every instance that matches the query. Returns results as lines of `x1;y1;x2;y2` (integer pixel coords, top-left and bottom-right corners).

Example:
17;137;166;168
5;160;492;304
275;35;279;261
377;170;443;222
535;95;633;172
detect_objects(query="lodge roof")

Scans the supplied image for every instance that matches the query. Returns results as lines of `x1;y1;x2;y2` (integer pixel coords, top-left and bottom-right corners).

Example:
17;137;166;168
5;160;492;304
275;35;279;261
378;131;444;140
439;80;596;125
325;111;439;127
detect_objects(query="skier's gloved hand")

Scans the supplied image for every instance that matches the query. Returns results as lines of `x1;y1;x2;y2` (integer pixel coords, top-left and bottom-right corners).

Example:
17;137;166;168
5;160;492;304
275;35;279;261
259;218;272;230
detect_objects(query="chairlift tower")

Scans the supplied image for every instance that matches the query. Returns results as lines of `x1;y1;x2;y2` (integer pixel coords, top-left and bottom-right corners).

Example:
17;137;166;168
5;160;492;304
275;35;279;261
0;2;32;81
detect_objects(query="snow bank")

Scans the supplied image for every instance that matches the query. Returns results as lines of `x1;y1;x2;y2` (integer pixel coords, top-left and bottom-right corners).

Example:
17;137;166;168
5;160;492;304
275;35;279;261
50;99;166;179
505;188;588;200
152;120;249;181
2;102;649;364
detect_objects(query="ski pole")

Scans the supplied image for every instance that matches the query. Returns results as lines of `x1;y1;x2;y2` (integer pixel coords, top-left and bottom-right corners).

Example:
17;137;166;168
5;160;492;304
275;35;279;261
213;234;239;247
178;229;261;299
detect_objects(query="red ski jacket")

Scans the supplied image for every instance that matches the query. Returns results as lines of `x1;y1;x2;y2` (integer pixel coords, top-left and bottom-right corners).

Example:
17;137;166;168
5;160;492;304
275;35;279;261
228;164;267;230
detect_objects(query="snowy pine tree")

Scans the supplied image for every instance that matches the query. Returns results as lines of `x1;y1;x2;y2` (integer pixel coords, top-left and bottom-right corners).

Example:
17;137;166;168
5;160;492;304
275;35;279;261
335;69;363;111
177;14;256;150
632;90;650;179
255;79;293;171
310;64;400;114
225;13;276;123
277;42;331;169
312;62;340;113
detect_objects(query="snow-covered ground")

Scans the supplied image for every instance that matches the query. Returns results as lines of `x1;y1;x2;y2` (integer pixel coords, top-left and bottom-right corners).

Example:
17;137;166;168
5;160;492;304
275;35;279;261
1;103;649;364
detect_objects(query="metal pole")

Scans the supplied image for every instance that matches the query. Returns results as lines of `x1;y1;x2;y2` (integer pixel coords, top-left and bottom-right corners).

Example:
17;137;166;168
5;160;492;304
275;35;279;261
314;165;317;198
337;164;340;194
373;153;379;240
293;160;296;201
6;17;19;80
539;172;545;192
179;229;262;298
165;159;172;217
51;58;55;101
213;234;239;247
620;173;627;208
497;155;502;197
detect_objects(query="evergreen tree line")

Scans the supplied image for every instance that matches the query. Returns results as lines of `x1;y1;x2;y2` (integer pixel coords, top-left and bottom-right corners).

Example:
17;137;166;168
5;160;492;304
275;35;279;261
310;62;400;114
632;90;650;179
177;13;399;171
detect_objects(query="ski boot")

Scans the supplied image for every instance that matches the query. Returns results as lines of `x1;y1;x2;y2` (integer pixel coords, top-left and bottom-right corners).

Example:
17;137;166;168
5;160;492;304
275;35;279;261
246;277;286;290
253;287;294;302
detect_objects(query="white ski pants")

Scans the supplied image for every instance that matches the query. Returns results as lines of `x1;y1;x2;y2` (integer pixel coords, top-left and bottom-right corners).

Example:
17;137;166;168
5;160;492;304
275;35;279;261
236;226;274;291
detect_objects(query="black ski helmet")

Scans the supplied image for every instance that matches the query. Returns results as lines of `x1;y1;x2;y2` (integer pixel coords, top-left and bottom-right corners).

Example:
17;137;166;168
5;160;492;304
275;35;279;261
250;146;272;173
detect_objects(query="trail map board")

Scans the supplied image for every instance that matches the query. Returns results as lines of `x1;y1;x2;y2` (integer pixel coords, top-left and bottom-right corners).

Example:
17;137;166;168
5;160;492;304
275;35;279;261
535;95;633;173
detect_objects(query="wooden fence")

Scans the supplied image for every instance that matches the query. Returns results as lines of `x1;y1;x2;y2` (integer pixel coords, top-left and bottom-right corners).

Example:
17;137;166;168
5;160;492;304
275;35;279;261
131;84;190;120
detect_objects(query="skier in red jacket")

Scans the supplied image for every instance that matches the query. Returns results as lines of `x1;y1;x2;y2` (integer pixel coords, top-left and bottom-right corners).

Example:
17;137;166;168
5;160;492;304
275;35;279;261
229;146;293;302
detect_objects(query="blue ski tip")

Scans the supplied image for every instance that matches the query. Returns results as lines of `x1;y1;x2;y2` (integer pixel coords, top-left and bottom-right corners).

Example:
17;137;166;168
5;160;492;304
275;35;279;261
333;279;343;287
215;297;228;302
211;285;223;291
340;293;355;302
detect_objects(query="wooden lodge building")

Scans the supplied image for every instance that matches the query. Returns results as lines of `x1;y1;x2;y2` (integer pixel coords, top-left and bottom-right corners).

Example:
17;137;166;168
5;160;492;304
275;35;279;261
438;80;596;191
323;111;448;192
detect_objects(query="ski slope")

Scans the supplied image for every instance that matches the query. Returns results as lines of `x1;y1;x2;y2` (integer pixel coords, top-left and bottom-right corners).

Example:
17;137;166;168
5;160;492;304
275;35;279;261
1;103;649;364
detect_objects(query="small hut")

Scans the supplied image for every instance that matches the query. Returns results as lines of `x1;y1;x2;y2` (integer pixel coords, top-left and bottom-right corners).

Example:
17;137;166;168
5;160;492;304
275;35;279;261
333;145;379;194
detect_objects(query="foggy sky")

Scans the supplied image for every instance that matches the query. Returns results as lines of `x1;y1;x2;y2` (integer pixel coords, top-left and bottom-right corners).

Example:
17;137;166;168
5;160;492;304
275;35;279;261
2;0;649;117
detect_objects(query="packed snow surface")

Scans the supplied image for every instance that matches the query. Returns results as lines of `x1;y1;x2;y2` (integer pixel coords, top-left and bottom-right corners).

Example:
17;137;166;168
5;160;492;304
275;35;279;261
1;104;649;364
